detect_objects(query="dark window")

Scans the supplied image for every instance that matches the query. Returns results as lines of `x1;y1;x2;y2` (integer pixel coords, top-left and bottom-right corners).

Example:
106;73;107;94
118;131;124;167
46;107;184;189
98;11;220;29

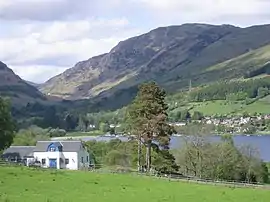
81;157;84;163
42;159;46;164
50;147;55;152
65;159;69;164
86;156;89;162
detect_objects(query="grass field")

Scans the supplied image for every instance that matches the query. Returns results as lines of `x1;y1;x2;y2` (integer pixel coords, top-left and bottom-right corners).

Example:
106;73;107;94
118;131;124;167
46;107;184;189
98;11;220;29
1;167;270;202
189;96;270;116
66;130;104;137
190;100;243;115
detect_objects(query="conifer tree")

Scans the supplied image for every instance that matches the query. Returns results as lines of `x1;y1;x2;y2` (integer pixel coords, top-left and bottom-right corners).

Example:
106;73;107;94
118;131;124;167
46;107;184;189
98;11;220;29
125;81;175;172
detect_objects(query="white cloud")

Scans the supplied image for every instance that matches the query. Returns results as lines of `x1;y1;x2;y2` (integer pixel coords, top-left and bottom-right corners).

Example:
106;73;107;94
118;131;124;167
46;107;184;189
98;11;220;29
0;0;127;21
137;0;270;14
135;0;270;26
1;0;270;83
10;65;69;83
0;17;142;82
39;18;130;43
0;0;79;21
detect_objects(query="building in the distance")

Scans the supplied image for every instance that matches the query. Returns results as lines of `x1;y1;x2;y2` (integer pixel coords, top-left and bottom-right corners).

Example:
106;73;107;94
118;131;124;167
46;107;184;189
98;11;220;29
1;146;35;164
2;140;92;170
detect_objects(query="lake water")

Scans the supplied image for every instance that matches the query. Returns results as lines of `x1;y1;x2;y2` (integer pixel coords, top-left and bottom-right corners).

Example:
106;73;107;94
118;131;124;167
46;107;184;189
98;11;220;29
52;135;270;162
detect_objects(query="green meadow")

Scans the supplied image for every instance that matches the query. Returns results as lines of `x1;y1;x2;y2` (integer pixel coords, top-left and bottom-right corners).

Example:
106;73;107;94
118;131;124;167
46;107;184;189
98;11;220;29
189;96;270;116
66;130;104;137
0;166;270;202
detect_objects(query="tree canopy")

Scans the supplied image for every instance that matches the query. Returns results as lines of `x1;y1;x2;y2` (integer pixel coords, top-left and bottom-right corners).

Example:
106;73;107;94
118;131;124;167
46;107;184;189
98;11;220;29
125;81;175;172
0;98;15;151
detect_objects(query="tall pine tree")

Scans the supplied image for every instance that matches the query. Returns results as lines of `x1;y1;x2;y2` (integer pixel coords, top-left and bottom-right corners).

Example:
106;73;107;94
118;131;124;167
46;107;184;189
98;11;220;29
125;81;175;172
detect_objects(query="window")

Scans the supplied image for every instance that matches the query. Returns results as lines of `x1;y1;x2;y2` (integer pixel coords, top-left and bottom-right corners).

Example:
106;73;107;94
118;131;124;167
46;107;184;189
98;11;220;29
50;147;55;152
81;157;84;163
42;159;46;165
86;156;89;163
65;159;69;164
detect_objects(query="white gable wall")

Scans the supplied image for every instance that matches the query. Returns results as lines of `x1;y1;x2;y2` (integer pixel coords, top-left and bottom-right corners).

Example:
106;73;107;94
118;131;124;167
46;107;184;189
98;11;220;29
62;152;79;170
33;152;61;169
33;150;90;170
33;151;79;170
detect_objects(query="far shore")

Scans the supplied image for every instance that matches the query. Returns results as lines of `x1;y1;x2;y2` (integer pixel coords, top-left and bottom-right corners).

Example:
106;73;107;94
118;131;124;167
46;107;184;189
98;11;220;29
52;132;270;140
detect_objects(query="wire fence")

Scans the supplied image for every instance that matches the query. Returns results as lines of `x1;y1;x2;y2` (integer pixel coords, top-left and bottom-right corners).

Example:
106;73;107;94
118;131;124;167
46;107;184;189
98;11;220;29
90;164;268;189
1;160;269;189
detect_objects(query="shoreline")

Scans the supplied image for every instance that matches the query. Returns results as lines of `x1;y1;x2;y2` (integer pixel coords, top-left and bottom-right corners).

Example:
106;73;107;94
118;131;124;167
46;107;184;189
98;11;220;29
52;133;270;140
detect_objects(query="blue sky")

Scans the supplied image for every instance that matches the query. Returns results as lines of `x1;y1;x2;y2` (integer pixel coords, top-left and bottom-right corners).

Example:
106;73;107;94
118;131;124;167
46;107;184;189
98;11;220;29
1;0;270;83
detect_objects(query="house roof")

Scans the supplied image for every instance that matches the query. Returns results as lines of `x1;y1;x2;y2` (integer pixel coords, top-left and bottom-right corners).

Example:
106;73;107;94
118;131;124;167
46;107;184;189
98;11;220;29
33;141;84;152
2;146;35;159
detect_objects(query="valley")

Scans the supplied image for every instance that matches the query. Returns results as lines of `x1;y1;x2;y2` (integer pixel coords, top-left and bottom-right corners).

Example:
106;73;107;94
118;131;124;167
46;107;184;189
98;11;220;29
1;23;270;136
3;2;270;201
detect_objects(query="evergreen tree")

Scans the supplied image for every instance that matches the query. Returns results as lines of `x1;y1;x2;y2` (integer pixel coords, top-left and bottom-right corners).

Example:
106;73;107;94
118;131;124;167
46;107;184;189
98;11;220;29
125;81;175;172
78;115;89;132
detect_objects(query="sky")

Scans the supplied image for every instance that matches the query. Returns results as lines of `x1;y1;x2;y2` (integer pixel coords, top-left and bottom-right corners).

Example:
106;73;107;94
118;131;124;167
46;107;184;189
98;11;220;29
1;0;270;83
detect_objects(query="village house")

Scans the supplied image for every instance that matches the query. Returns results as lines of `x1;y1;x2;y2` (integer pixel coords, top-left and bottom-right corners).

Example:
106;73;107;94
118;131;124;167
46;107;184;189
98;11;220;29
2;140;92;170
1;146;35;164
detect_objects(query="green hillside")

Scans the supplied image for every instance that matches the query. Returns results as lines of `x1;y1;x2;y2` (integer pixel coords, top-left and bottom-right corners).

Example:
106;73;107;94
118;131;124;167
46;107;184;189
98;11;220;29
205;44;270;79
166;75;270;118
82;44;270;113
41;24;270;105
189;98;270;116
0;167;269;202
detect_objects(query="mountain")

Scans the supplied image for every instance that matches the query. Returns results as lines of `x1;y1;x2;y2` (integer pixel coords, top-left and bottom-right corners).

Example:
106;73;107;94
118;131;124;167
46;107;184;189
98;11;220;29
40;23;270;106
203;44;270;79
0;61;47;106
25;80;41;88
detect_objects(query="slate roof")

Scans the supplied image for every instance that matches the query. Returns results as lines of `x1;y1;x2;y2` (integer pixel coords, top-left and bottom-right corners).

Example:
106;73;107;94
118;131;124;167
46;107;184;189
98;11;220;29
2;146;35;159
33;141;83;152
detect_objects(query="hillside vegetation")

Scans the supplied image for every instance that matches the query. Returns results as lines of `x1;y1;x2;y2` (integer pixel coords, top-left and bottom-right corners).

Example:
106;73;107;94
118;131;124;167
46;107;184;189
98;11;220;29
0;167;269;202
3;24;270;131
64;77;270;133
167;76;270;118
204;44;270;79
40;24;270;105
69;41;270;112
0;61;46;106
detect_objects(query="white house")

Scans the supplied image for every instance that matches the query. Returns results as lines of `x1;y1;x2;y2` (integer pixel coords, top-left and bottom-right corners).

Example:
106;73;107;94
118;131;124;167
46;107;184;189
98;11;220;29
2;140;92;170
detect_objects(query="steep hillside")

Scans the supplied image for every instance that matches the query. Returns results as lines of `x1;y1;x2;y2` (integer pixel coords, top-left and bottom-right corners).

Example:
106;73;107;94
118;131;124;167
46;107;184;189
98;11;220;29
25;80;41;88
204;44;270;79
0;61;47;106
40;24;270;104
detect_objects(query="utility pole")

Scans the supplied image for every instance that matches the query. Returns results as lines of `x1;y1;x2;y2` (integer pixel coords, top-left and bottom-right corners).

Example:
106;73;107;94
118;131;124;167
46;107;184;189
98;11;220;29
137;134;142;172
189;79;192;91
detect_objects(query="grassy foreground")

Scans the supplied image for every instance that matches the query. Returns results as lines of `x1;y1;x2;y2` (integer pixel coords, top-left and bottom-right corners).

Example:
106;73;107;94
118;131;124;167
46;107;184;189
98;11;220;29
0;167;270;202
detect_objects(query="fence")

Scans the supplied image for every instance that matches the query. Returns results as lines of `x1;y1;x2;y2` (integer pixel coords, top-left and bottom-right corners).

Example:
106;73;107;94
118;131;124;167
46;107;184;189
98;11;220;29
0;159;25;166
1;161;269;189
89;164;268;189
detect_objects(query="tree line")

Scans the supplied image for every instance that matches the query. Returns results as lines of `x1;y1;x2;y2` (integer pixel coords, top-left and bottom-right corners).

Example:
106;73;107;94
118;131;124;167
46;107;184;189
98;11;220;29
13;101;126;133
189;77;270;102
176;132;268;183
